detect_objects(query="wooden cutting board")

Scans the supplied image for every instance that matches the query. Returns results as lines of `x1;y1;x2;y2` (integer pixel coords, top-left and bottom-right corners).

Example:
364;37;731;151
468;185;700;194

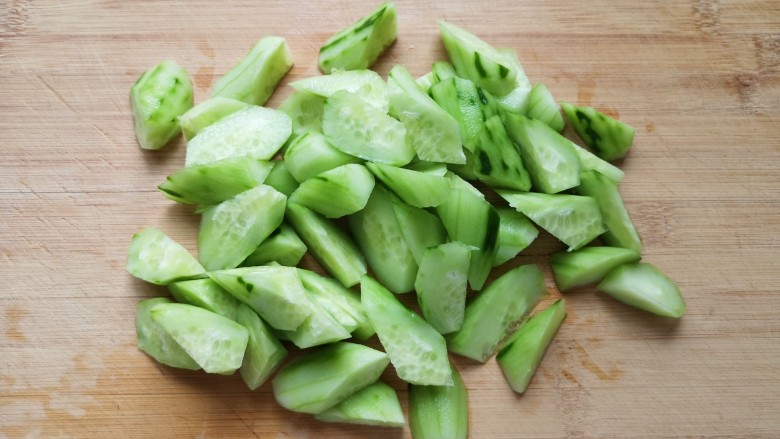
2;0;779;437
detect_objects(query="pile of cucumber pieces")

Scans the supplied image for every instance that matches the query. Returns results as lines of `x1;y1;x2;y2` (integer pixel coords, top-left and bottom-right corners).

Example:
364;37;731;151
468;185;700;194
128;2;686;436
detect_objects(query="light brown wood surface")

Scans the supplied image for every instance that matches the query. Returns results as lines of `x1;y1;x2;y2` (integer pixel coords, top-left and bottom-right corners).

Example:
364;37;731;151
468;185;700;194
2;0;780;437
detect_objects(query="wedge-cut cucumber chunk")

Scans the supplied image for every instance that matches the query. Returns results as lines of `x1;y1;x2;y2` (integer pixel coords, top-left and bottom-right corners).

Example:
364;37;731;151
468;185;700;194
130;61;193;150
127;227;205;285
416;71;436;93
502;113;580;194
235;304;287;390
561;101;635;161
279;91;325;137
432;60;457;82
366;162;450;208
407;160;449;176
303;286;360;334
472;114;532;191
211;36;293;106
429;76;484;152
298;268;375;340
438;21;517;96
361;276;452;386
435;173;499;291
315;381;405;427
318;2;397;73
150;303;248;374
598;263;686;318
494;50;532;115
389;196;447;265
409;363;469;439
497;299;566;393
446;264;545;362
272;342;390;414
179;97;250;141
497;191;605;251
494;208;539;266
388;65;465;164
292;69;388;112
525;84;564;132
286;202;367;287
242;224;307;267
323;90;413;166
198;185;286;270
551;246;641;291
570;141;624;183
185;106;292;167
349;185;418;294
168;278;241;321
577;170;643;253
209;266;311;331
284;132;362;183
264;161;299;197
414;242;471;334
289;164;375;218
158;158;273;205
135;298;200;370
280;292;351;349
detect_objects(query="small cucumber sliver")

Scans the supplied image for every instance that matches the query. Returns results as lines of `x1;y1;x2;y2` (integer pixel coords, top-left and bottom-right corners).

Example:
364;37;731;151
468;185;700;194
409;362;469;439
126;227;205;285
315;381;405;427
494;208;539;267
389;195;447;265
235;304;287;390
551;246;641;291
135;298;200;370
525;83;564;132
598;263;686;318
577;170;643;253
241;224;307;267
298;268;375;340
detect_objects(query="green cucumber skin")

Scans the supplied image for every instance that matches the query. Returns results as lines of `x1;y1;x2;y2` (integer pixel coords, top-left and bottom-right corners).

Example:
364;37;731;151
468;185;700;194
168;278;242;321
494;208;539;266
235;304;287;391
366;162;450;208
241;224;307;267
284;132;362;183
289;164;375;218
551;246;641;291
135;298;200;370
414;241;471;335
525;84;565;132
314;381;405;427
472;114;532;191
577;170;643;253
130;61;193;150
431;61;457;82
389;195;447;265
158;158;273;206
298;268;374;340
561;101;635;161
179;97;250;141
429;76;484;152
409;363;469;439
264;161;300;197
126;227;206;285
318;3;397;73
598;263;686;318
279;90;326;137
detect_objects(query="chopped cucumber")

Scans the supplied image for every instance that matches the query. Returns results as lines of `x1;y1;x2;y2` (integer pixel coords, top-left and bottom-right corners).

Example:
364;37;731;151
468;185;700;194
284;132;362;183
264;160;299;197
289;164;375;218
497;299;566;393
178;97;250;140
409;363;469;439
366;162;450;208
446;264;545;362
291;69;388;112
447;148;479;181
472;114;532;191
429;76;484;152
551;246;641;291
315;381;405;427
570;140;624;183
407;160;449;177
598;263;686;318
494;50;532;115
298;268;375;340
272;342;390;414
158;158;273;205
242;224;307;267
279;291;351;349
431;60;457;82
129;61;193;150
561;101;635;161
126;227;205;285
494;208;539;266
303;286;360;334
577;170;643;253
416;71;436;93
168;278;241;321
361;276;453;386
135;298;200;370
235;304;287;390
525;84;565;132
414;242;471;334
279;90;325;137
211;36;293;106
389;195;447;265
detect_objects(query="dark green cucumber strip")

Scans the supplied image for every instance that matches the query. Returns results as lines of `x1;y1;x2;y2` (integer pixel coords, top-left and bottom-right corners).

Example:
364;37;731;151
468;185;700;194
429;76;484;152
168;278;242;321
179;97;250;141
551;246;641;291
126;227;205;285
577;170;643;253
158;158;273;206
366;162;450;208
348;185;418;294
389;195;447;265
286;202;367;287
130;61;193;150
497;299;566;393
264;160;300;197
135;298;200;370
235;304;287;390
431;61;457;82
284;132;362;183
272;342;390;414
279;90;325;137
298;268;374;338
241;223;307;267
598;263;686;318
494;208;539;267
409;362;469;439
525;84;565;132
561;101;635;161
414;242;472;334
314;381;405;427
570;140;624;183
472;114;532;191
291;69;389;113
446;264;546;363
289;164;375;218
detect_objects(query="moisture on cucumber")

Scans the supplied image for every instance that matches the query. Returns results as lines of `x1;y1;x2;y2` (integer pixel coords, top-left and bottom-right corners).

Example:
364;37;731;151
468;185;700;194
289;164;375;218
127;227;205;285
242;224;307;267
235;304;287;390
598;263;686;318
408;362;469;439
551;246;641;291
561;101;635;161
314;381;405;427
130;61;193;150
178;97;250;141
135;298;200;370
168;278;242;321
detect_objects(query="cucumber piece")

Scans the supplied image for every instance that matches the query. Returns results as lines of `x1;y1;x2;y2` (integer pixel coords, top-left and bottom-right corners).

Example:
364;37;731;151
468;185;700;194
561;101;635;161
289;164;375;218
242;224;307;267
414;242;471;335
429;76;484;152
408;363;469;439
279;90;326;137
570;141;624;183
198;185;286;271
235;304;287;390
179;97;250;141
494;208;539;266
168;278;241;321
318;2;397;73
551;246;641;291
446;264;545;362
158;158;273;205
284;132;362;183
129;61;193;150
349;185;418;294
264;160;299;197
494;50;532;115
185;106;292;167
388;64;465;164
598;263;686;318
525;84;565;132
472;114;532;191
208;266;311;331
150;303;249;374
447;148;479;181
279;291;352;349
497;191;605;251
435;173;500;291
497;299;566;393
298;268;375;340
361;276;452;386
315;381;405;427
366;162;450;208
502;113;580;194
303;288;359;334
406;160;449;176
286;203;367;287
126;227;205;285
431;61;457;82
135;298;200;370
389;196;447;265
211;36;293;106
416;71;436;93
292;69;389;112
577;170;643;253
323;90;413;166
438;20;517;96
272;342;390;414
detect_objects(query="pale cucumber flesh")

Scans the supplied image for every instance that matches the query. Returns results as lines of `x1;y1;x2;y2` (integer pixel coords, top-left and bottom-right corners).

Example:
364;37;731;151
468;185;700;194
126;227;205;285
409;362;469;439
314;381;405;427
135;298;200;370
551;246;641;291
235;304;287;390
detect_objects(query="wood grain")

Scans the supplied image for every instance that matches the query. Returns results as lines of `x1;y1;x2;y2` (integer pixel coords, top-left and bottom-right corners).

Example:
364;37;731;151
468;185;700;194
2;0;779;437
